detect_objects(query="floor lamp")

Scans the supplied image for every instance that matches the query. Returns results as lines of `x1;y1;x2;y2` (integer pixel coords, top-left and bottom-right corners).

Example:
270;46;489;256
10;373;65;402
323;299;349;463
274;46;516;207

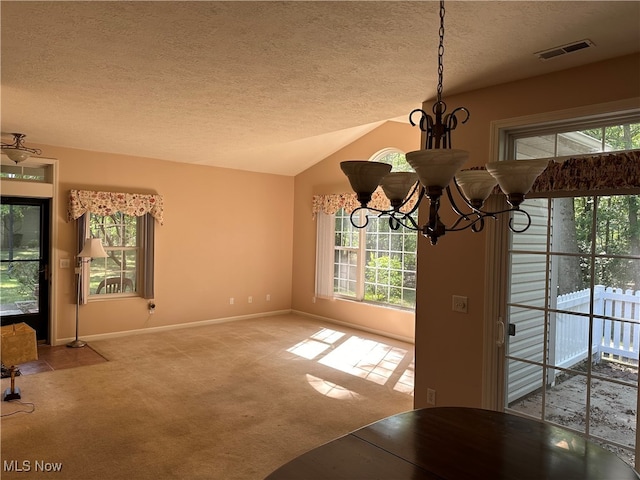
68;238;108;348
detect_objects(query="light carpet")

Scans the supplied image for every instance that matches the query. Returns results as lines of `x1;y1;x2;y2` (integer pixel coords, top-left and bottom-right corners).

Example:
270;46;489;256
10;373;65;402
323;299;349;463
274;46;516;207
1;313;414;479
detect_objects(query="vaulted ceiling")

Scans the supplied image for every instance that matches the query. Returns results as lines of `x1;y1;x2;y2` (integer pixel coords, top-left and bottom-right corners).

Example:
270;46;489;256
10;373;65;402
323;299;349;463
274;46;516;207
2;1;639;175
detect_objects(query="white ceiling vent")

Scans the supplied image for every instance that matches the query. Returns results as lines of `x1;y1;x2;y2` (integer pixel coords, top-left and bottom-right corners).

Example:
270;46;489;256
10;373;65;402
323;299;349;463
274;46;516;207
535;39;595;61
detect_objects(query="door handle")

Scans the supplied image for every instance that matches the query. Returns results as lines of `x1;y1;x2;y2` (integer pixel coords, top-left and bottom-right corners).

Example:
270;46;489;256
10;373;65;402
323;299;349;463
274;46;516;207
39;264;49;281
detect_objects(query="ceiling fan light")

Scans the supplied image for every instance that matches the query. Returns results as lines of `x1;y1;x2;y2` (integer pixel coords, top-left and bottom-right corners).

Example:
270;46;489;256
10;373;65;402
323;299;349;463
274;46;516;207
340;160;392;206
406;148;469;189
380;172;419;207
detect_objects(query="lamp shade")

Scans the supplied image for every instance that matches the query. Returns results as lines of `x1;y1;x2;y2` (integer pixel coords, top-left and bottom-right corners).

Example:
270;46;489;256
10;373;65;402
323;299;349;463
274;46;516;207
340;161;392;206
486;159;549;195
2;149;31;163
380;172;418;207
79;238;108;258
455;169;498;207
406;149;469;189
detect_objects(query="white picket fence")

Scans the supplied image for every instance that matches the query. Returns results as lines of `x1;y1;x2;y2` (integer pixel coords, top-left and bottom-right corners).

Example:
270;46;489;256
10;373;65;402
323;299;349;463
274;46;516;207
555;285;640;370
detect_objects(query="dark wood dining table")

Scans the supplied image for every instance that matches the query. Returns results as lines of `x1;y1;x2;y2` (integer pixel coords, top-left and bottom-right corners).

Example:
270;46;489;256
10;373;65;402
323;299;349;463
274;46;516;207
265;407;639;479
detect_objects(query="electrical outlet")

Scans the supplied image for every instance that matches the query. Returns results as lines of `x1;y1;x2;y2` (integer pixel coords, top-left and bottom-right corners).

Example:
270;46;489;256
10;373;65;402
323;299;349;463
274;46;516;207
60;258;70;269
248;296;253;304
148;301;156;314
266;294;271;301
452;295;468;313
229;297;234;305
427;388;436;406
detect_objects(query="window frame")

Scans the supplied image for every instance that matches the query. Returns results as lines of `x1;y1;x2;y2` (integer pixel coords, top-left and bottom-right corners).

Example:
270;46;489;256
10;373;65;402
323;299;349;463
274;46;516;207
77;212;155;301
484;100;640;468
85;212;140;298
485;99;640;410
331;148;418;311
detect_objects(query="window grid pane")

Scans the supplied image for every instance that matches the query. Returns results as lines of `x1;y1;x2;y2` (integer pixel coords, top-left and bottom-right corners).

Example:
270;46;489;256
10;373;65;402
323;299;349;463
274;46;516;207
88;213;139;295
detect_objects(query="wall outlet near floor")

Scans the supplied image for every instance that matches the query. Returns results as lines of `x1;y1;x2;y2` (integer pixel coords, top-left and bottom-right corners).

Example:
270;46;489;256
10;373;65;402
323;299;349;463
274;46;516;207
148;301;156;314
266;294;271;301
248;296;253;304
427;388;436;406
229;297;234;305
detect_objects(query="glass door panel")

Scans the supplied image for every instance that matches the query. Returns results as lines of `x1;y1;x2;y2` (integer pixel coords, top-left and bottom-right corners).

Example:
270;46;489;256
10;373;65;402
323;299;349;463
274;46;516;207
0;198;50;341
505;194;640;469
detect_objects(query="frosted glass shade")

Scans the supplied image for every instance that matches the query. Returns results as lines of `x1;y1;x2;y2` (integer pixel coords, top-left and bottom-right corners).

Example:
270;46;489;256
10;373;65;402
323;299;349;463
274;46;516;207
79;238;108;258
380;172;418;207
486;159;549;195
455;169;498;206
406;149;469;188
340;161;392;205
2;149;30;163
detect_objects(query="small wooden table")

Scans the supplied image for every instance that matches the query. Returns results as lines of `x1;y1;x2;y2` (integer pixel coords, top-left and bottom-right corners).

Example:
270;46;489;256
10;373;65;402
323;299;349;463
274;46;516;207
266;407;639;479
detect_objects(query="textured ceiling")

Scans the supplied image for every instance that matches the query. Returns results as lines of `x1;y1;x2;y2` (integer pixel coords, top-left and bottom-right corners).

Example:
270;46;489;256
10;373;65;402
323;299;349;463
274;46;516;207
1;1;639;175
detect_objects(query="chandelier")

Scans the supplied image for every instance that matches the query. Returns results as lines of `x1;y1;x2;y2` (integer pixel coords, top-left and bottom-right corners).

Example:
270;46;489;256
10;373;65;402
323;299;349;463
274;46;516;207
340;1;548;245
1;133;42;164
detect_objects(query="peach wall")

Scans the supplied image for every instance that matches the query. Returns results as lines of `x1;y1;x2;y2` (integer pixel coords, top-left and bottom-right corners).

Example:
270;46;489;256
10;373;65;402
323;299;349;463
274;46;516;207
291;121;421;341
36;145;293;343
412;54;640;408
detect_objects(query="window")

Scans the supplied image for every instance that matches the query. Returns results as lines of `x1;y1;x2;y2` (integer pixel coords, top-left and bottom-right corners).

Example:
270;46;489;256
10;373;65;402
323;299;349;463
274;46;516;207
86;212;139;296
79;212;154;299
332;149;417;309
509;115;640;159
498;112;640;468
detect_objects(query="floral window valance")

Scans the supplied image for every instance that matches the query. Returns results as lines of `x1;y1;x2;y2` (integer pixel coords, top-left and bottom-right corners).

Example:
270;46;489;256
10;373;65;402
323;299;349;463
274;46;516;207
67;189;164;225
312;150;640;217
530;150;640;194
312;187;420;218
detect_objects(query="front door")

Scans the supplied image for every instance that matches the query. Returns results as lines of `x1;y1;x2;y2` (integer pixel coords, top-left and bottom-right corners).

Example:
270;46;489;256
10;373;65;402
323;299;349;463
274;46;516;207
0;197;50;342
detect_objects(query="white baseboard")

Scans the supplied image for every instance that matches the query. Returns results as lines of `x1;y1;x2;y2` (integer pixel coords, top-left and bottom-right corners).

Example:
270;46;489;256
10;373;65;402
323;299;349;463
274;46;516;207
291;309;415;344
53;309;292;345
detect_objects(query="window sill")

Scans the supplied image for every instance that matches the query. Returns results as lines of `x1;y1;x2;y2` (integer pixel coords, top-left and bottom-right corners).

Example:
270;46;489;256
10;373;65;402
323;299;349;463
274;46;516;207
88;293;139;302
333;295;415;313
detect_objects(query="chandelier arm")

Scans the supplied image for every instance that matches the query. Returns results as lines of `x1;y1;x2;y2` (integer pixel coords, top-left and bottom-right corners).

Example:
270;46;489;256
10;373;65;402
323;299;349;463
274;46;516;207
409;108;429;130
448;107;471;126
388;213;421;232
446;214;488;233
508;209;532;233
349;207;371;229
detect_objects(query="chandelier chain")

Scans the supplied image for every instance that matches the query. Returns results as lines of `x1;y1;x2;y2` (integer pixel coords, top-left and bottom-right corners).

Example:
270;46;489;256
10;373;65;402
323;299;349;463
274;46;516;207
437;0;445;103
